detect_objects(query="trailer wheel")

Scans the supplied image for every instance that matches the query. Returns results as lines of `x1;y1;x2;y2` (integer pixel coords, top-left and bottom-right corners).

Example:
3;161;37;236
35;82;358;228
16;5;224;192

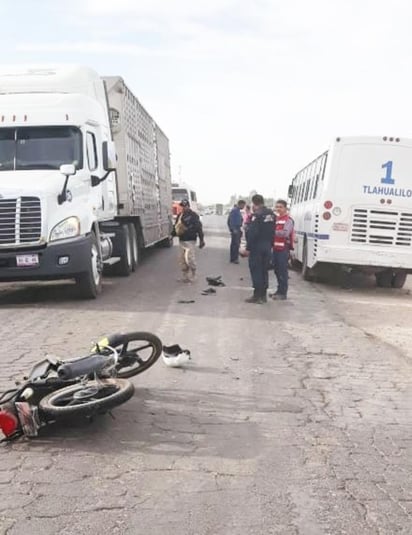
128;223;139;271
160;236;174;248
392;271;407;289
114;224;133;276
76;232;103;299
375;269;393;288
302;241;315;282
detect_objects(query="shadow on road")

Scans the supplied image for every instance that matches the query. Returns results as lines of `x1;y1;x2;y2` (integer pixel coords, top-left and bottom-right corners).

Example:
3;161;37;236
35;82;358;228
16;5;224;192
7;387;274;461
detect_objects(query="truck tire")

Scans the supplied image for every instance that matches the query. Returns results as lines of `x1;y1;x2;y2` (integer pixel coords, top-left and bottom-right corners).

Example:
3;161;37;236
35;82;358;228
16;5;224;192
76;232;103;299
114;224;133;276
302;241;315;282
128;223;139;271
160;236;174;248
392;271;407;289
375;269;393;288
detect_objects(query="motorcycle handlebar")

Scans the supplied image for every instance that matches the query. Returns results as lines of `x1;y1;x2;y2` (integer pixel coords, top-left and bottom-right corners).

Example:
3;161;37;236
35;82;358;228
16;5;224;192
57;354;110;381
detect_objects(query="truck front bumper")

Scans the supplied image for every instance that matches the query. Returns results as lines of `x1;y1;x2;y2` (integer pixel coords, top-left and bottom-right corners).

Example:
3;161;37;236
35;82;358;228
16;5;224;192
0;236;92;282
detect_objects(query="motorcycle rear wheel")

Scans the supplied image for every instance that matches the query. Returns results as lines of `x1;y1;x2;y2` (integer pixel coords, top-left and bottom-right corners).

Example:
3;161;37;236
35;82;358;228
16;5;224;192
39;379;134;419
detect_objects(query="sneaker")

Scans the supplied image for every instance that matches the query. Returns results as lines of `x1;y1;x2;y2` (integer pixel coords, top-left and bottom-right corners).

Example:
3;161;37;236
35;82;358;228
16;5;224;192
230;260;240;264
268;291;279;298
177;276;191;283
272;294;287;300
245;296;259;303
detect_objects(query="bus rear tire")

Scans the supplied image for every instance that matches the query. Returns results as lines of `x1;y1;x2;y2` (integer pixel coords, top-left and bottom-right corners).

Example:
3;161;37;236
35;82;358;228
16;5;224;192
392;271;407;289
302;241;315;282
375;269;393;288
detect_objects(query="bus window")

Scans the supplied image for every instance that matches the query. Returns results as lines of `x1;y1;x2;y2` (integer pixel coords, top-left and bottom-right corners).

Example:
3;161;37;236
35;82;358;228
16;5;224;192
303;180;309;201
312;174;320;199
320;152;328;181
190;191;197;202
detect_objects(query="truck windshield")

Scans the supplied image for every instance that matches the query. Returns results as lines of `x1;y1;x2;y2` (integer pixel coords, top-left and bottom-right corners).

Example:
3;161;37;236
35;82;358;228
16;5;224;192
0;126;82;171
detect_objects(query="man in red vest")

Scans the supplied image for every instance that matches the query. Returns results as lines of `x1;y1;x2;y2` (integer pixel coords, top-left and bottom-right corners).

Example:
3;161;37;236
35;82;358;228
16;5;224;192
271;199;294;300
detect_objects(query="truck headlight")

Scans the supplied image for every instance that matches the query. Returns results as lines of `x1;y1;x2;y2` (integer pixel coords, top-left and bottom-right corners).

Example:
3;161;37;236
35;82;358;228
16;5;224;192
50;217;80;242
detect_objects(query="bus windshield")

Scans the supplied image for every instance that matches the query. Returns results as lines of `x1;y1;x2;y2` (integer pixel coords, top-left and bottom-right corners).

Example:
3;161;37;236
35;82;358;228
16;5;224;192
0;126;83;171
172;188;190;202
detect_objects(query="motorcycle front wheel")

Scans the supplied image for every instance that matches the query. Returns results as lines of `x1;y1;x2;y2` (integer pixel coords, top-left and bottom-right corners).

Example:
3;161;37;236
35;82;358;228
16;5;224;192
39;379;134;419
111;332;163;378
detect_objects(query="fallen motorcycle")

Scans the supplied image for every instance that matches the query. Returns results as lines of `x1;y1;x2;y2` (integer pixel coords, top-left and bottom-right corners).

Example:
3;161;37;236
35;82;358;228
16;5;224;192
0;331;162;441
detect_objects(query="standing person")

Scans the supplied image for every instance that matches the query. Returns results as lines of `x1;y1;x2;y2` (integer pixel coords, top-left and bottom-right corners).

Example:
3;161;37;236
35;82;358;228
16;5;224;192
243;194;275;304
173;199;205;282
241;204;251;249
271;199;294;300
228;200;246;264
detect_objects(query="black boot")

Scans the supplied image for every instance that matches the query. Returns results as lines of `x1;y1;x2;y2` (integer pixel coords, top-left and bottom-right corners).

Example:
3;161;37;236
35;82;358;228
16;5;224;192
245;289;259;303
257;290;267;304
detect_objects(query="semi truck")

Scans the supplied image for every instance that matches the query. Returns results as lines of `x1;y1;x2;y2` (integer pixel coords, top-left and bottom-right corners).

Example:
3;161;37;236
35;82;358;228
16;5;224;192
0;65;173;298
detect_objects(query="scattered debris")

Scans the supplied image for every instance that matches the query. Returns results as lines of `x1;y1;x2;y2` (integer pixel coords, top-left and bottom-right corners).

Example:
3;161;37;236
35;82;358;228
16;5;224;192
201;288;216;296
206;276;226;287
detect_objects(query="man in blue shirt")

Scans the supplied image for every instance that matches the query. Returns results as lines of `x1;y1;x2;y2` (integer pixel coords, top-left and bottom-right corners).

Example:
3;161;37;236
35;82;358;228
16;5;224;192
228;200;246;263
244;194;275;304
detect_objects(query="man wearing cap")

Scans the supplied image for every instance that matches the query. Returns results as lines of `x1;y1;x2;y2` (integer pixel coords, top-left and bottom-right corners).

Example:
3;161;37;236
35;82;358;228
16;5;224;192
172;199;205;282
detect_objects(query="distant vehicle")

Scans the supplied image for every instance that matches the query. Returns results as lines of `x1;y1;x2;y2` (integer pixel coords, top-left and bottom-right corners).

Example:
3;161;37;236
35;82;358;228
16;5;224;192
0;65;173;298
172;183;199;219
215;204;223;216
289;136;412;288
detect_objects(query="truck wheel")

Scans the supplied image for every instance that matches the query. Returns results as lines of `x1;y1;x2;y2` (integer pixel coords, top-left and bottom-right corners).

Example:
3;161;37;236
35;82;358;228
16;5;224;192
114;224;133;276
302;241;315;282
160;236;174;248
128;223;139;271
76;232;103;299
375;269;393;288
392;271;407;289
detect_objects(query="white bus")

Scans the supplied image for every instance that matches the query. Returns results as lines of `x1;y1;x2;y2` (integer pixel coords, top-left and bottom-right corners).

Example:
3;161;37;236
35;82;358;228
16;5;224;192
171;183;199;219
288;136;412;288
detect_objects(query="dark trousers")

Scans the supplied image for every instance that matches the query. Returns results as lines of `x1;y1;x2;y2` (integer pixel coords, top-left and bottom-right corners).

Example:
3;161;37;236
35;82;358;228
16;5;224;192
249;247;271;297
273;248;289;296
230;229;242;262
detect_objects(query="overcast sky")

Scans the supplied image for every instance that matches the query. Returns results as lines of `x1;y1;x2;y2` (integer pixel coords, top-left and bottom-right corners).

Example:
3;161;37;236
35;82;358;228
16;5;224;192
1;0;411;204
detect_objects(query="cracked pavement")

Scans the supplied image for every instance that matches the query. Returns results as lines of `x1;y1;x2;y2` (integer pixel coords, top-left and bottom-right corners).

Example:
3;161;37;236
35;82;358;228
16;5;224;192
0;216;411;534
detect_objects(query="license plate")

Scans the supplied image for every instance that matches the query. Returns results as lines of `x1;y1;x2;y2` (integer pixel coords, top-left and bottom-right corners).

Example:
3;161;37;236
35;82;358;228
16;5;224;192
16;254;39;267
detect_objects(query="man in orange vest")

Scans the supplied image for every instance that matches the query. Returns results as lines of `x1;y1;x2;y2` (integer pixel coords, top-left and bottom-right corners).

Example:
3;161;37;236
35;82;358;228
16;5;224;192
271;199;294;300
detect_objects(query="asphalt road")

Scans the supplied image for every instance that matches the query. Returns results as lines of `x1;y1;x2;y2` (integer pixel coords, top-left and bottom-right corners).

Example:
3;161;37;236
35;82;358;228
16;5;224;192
0;216;411;535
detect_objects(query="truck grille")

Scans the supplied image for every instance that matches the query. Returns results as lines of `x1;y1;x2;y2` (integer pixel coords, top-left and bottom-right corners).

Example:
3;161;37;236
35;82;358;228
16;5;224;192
0;197;41;245
351;208;412;247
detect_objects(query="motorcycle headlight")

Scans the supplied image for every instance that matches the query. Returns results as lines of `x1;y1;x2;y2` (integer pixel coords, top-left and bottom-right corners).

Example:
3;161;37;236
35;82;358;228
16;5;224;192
50;217;80;242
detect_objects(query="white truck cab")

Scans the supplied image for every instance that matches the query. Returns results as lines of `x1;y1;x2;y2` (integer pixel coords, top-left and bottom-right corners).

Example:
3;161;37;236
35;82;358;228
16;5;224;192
0;66;172;297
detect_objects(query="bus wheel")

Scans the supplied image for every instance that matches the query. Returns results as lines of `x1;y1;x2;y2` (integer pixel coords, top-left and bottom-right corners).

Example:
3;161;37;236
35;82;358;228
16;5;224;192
302;241;315;282
375;269;393;288
392;271;408;289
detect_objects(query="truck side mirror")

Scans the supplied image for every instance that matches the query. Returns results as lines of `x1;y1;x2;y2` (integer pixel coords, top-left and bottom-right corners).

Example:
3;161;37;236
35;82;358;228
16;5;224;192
60;164;76;176
288;184;294;198
102;141;115;172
